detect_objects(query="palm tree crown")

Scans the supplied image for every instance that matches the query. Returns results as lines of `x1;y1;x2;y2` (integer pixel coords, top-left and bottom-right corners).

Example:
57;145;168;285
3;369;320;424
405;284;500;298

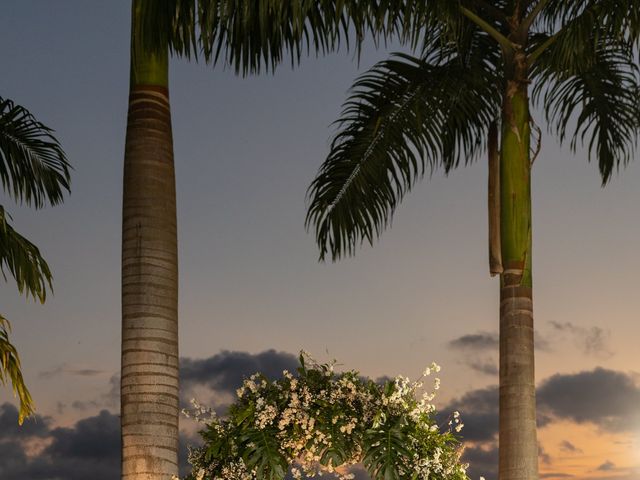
306;0;640;261
0;97;71;424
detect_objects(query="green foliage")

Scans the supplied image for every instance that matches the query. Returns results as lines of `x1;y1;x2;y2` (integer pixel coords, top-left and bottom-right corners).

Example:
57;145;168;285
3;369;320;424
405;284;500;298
305;0;640;261
540;0;640;42
0;206;52;302
305;32;501;261
0;97;70;208
0;97;70;423
184;355;468;480
533;36;639;184
139;0;439;76
0;316;33;425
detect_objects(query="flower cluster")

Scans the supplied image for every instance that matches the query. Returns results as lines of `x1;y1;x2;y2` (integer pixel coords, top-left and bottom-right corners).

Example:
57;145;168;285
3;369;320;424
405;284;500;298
183;353;469;480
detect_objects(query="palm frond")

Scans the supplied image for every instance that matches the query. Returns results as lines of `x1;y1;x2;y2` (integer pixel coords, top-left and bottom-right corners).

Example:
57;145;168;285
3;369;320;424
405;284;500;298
0;206;52;302
538;0;640;42
539;0;592;26
0;315;34;425
528;3;603;68
138;0;474;76
533;36;640;184
197;0;369;75
196;0;445;75
0;97;71;209
138;0;199;60
306;46;500;261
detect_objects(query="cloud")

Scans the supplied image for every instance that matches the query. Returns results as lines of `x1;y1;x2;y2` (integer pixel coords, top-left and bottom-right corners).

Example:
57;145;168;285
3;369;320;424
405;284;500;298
70;400;100;411
442;386;499;443
558;440;582;454
468;359;499;376
0;349;302;479
62;373;119;413
443;366;640;452
0;403;120;480
537;368;640;432
0;403;51;440
539;442;552;465
38;364;104;380
180;349;299;411
0;402;201;479
462;443;498;480
440;367;640;480
181;349;299;393
449;333;499;351
449;331;551;377
46;410;119;461
448;333;498;378
548;321;613;358
596;460;615;472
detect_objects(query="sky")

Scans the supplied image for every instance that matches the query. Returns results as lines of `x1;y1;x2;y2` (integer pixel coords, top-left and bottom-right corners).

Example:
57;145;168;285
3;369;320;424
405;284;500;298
1;1;639;479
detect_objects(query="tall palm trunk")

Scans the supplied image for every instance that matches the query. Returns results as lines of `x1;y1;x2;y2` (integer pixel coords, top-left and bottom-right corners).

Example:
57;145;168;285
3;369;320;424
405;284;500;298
121;1;179;478
498;48;538;480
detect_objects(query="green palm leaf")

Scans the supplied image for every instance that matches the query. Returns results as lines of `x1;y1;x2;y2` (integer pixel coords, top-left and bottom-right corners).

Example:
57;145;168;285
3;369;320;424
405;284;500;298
197;0;396;75
539;0;640;40
137;0;199;60
142;0;443;75
0;315;34;425
533;35;640;184
0;206;53;302
306;45;500;261
0;97;71;209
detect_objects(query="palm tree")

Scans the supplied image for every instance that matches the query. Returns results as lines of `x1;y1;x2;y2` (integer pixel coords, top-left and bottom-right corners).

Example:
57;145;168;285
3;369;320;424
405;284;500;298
120;2;413;478
0;97;71;424
306;2;640;479
120;2;194;477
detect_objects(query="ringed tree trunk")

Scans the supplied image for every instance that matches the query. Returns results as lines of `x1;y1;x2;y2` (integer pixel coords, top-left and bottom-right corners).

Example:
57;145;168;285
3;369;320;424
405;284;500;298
121;1;179;478
498;50;539;480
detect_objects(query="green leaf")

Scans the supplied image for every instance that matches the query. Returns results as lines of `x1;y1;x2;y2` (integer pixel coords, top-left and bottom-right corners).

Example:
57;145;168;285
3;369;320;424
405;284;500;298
0;315;34;424
532;29;640;184
0;97;71;208
240;427;287;480
235;403;255;426
306;40;500;261
0;206;53;302
363;419;414;480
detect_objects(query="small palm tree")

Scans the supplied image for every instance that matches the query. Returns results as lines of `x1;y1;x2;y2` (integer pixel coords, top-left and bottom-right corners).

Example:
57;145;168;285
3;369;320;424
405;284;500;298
121;2;411;478
0;97;71;424
306;2;640;479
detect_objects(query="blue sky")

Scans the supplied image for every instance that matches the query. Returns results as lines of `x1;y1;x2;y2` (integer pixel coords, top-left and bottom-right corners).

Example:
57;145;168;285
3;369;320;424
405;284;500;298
1;2;639;479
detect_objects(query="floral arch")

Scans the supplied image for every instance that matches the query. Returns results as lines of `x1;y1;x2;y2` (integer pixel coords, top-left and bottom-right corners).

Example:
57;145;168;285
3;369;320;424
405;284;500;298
182;354;470;480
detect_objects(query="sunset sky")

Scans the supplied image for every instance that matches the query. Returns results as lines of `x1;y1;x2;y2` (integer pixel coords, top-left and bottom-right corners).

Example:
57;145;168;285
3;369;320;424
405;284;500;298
1;2;639;479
